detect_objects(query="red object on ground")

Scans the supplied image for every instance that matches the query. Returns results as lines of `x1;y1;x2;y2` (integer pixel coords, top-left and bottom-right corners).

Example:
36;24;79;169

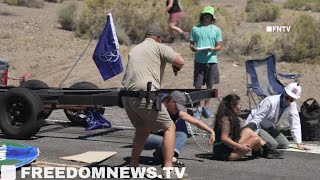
1;68;8;86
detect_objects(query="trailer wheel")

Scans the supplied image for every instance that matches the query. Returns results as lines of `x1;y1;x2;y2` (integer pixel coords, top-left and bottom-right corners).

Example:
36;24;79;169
64;81;105;126
0;88;44;139
19;79;52;119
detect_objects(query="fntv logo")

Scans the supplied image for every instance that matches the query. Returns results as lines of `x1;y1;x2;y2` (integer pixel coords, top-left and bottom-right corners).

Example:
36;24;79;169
266;26;291;32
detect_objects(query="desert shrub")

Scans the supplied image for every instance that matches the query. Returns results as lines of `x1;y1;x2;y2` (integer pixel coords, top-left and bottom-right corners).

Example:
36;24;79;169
113;0;161;43
217;7;274;62
0;11;13;16
75;0;112;39
304;2;320;12
247;0;272;4
283;0;306;10
45;0;69;3
246;2;280;22
76;0;201;44
45;0;63;3
3;0;44;8
223;32;274;59
284;0;320;12
3;0;19;6
58;2;78;31
115;25;131;45
0;32;12;39
278;14;320;63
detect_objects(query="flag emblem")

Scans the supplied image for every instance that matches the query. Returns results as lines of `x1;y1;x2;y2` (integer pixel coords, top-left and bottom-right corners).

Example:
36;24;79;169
92;13;123;81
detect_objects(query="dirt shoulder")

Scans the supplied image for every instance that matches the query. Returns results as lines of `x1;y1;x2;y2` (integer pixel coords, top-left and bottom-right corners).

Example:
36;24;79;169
0;1;319;109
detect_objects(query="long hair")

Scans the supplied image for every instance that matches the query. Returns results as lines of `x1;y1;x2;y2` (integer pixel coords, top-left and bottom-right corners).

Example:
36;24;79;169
215;94;241;137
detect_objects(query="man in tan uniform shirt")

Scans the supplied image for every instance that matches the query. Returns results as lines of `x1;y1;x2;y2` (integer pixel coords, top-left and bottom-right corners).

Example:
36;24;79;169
121;24;185;169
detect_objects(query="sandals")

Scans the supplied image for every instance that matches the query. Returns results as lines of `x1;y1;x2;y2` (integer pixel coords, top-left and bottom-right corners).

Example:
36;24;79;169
159;158;185;168
172;159;185;167
154;151;185;167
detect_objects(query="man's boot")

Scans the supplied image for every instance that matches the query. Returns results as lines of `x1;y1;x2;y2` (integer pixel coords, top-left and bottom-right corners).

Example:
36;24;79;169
262;142;284;159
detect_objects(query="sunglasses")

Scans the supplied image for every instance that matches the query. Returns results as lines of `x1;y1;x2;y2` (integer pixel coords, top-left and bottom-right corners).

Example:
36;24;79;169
284;94;296;102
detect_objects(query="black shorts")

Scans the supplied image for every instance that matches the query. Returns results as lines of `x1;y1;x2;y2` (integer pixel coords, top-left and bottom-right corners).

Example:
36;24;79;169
193;62;219;88
212;142;234;161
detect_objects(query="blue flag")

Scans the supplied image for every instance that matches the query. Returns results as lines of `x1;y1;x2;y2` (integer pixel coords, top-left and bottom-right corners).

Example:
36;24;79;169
85;109;111;131
92;13;123;81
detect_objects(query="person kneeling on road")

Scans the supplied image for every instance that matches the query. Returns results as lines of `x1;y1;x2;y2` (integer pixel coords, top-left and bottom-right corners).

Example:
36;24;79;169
144;91;215;166
245;83;310;150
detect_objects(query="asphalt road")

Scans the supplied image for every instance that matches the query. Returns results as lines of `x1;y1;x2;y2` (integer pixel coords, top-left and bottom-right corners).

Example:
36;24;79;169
1;111;320;180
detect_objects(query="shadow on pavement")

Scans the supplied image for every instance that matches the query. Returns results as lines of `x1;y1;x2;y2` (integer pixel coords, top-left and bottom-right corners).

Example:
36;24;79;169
196;153;255;161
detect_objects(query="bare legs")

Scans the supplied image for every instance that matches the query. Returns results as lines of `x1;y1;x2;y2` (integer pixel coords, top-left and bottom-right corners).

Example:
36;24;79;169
229;128;261;161
162;124;176;167
130;128;151;167
169;21;184;37
129;124;176;168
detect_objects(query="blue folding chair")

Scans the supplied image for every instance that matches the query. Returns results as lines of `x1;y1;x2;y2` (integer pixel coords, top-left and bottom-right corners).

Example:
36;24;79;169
245;54;301;109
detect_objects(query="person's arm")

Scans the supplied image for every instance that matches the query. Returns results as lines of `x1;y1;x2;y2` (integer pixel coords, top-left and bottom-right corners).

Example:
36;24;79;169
289;103;310;150
189;41;197;52
189;27;197;52
220;117;251;153
246;100;271;131
159;44;184;75
165;0;173;12
171;55;184;75
210;27;223;52
209;42;222;52
179;111;215;144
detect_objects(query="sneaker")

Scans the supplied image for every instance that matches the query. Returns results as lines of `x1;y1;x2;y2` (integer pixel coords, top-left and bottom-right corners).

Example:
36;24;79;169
172;157;185;168
162;170;189;180
202;108;213;119
262;142;284;159
153;151;163;163
193;109;202;120
263;149;284;159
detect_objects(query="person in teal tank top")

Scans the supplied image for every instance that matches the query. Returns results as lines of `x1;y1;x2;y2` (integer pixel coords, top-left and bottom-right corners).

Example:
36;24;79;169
189;6;223;120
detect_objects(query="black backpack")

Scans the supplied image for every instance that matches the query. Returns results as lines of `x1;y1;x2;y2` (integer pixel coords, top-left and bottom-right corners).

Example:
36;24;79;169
300;98;320;141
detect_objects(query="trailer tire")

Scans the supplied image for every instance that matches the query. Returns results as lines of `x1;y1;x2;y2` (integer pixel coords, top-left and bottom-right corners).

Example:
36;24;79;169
19;79;52;119
0;88;44;139
64;81;105;126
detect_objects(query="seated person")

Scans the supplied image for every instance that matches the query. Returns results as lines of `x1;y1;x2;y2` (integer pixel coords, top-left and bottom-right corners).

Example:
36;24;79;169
245;83;309;150
213;94;283;161
144;91;215;166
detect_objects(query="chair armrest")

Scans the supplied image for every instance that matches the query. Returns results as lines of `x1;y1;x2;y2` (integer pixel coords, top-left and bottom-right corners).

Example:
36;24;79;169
276;73;302;79
247;85;266;97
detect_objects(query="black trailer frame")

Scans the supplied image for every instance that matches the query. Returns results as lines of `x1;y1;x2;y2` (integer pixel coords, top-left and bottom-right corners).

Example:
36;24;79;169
0;81;218;140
